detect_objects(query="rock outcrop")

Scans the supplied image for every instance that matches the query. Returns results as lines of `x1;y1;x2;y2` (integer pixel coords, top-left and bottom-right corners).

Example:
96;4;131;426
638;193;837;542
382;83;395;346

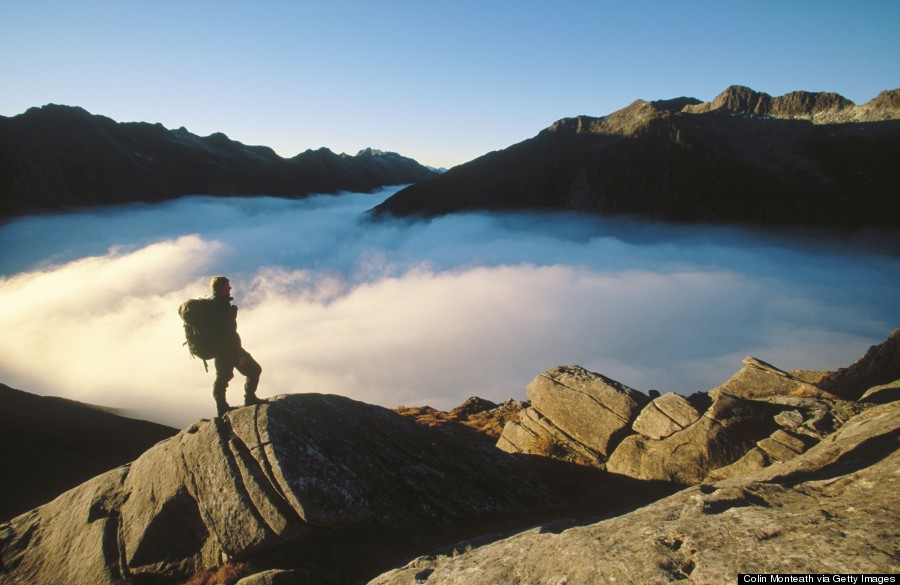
497;365;648;465
0;105;437;216
819;328;900;400
606;393;785;484
371;400;900;583
631;391;701;439
373;86;900;228
499;337;894;486
0;394;561;584
709;356;841;401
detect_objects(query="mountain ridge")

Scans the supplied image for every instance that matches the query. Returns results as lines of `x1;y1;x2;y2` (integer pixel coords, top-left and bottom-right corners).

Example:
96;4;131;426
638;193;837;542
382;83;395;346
0;383;177;521
373;86;900;228
0;104;438;216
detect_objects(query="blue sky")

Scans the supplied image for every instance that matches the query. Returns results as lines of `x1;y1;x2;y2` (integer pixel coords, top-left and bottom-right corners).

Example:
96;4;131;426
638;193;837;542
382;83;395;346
2;0;898;168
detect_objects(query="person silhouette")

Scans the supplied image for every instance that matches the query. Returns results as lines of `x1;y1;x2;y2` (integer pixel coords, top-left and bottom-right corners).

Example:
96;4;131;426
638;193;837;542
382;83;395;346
208;276;265;416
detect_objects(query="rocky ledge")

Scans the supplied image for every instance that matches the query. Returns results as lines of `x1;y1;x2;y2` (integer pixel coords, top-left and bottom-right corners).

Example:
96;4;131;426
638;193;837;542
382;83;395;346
373;399;899;582
1;330;897;584
497;331;899;485
2;393;660;584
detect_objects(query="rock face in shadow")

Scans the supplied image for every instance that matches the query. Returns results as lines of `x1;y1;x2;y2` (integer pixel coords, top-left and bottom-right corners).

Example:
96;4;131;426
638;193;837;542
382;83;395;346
371;400;900;583
606;393;786;485
0;383;177;521
0;105;437;216
374;85;900;228
0;394;562;584
819;328;900;400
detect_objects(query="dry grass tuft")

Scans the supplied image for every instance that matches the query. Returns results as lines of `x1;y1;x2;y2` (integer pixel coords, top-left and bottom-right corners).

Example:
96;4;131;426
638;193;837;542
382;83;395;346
183;562;251;585
395;400;525;442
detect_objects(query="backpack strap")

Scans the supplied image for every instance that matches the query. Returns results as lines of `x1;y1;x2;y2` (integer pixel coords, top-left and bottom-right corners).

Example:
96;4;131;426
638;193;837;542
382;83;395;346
183;339;210;373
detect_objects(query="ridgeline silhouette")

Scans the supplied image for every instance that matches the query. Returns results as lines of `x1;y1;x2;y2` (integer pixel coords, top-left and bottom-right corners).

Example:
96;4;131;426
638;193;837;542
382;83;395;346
374;86;900;228
0;105;437;216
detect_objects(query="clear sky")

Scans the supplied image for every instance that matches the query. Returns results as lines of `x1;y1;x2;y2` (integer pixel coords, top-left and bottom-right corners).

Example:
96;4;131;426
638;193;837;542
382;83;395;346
2;0;898;168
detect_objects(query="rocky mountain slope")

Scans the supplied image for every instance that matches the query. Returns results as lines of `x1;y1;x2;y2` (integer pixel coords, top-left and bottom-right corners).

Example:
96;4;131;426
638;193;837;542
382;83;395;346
373;86;900;228
373;400;899;583
0;393;672;584
0;105;437;216
1;330;896;583
0;383;177;521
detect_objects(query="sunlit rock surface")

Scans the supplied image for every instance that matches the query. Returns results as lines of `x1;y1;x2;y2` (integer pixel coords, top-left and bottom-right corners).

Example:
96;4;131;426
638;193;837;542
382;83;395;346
0;394;557;583
371;400;900;583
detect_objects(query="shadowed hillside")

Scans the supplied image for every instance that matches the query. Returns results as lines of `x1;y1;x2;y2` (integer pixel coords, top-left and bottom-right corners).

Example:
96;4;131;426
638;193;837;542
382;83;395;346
0;383;177;520
0;105;437;216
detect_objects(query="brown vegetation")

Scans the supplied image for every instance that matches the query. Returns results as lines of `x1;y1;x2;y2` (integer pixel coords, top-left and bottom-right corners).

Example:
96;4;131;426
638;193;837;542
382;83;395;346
395;398;524;443
183;562;251;585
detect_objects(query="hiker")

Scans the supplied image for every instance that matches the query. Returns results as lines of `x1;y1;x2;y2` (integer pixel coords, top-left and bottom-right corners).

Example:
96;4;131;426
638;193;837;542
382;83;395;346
208;275;265;416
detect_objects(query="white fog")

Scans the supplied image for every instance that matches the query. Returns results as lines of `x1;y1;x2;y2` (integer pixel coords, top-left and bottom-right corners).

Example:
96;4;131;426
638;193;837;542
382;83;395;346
1;186;897;428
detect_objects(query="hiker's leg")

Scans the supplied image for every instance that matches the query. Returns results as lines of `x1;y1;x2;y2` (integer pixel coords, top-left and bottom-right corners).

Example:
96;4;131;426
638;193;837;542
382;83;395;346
213;357;236;416
237;351;263;405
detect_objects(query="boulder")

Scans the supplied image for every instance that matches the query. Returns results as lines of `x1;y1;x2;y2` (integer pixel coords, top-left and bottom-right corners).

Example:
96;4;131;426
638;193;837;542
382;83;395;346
496;406;601;464
495;406;552;455
631;392;701;439
499;348;888;485
369;401;900;584
605;393;781;484
0;394;558;584
710;356;840;401
499;366;647;461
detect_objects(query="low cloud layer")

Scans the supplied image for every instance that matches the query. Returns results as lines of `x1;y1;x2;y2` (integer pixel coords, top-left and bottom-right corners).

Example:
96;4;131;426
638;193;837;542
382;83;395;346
1;188;898;427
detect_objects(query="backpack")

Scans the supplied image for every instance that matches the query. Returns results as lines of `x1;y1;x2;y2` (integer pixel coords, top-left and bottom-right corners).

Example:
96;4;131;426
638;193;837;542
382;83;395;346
178;298;220;368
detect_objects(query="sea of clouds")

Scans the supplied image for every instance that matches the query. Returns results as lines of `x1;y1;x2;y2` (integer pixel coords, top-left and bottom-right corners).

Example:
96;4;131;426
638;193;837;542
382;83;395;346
1;186;898;428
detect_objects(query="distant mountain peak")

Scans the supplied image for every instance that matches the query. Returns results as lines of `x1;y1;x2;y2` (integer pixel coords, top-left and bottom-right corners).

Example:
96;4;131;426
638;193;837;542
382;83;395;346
545;99;668;137
650;96;703;113
375;85;900;227
683;85;900;122
0;106;438;215
547;86;900;141
357;147;388;157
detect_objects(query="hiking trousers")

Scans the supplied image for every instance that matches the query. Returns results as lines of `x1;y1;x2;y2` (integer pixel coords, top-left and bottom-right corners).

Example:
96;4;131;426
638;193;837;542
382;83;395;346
213;350;262;404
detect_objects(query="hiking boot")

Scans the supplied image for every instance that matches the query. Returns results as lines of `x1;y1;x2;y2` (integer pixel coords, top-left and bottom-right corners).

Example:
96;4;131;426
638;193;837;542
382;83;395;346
244;395;268;407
